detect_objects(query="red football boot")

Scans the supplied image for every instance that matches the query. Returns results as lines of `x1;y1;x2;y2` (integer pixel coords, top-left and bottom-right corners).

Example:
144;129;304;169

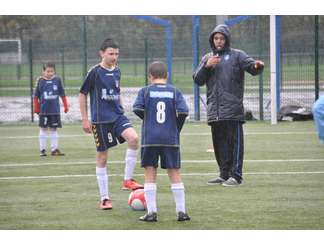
122;179;143;190
100;199;113;210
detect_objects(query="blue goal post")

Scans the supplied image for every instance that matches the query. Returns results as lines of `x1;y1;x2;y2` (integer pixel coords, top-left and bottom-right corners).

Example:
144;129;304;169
192;15;200;121
133;16;173;84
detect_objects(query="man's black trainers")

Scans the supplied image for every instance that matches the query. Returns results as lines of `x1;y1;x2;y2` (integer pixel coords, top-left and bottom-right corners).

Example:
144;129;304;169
51;149;65;156
177;211;191;221
207;177;225;185
139;212;158;222
40;149;47;157
222;177;241;187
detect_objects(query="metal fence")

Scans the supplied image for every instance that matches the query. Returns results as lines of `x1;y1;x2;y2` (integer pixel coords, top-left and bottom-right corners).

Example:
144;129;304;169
0;15;323;123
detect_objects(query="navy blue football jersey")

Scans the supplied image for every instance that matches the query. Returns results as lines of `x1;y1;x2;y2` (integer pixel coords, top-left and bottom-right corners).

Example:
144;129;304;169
133;83;189;147
34;76;65;115
80;64;124;123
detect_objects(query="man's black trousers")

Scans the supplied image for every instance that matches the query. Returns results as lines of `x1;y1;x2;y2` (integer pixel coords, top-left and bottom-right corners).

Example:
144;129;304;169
210;120;244;183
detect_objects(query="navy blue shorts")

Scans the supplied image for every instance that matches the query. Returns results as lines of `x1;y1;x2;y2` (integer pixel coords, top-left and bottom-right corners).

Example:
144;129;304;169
141;147;181;169
39;115;62;128
92;115;133;152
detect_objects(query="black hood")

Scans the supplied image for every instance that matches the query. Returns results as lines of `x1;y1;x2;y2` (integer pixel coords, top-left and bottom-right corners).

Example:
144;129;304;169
209;24;231;55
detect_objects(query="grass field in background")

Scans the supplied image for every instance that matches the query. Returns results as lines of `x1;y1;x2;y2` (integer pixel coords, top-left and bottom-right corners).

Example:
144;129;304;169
0;121;324;229
1;61;323;83
1;62;323;96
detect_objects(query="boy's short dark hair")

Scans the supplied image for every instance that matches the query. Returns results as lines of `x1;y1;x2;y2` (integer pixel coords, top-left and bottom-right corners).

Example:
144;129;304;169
148;61;168;79
43;62;55;71
100;38;119;51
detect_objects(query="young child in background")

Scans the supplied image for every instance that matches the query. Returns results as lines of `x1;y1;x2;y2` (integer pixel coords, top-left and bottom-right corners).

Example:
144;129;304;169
133;61;190;222
33;62;69;156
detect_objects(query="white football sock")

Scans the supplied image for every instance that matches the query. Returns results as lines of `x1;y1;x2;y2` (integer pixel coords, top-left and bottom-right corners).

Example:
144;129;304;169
124;148;137;180
39;129;47;151
96;167;109;201
50;130;59;151
171;182;186;213
144;183;157;213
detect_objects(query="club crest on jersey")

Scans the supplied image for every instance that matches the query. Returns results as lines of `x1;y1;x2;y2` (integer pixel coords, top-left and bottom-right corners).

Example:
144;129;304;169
53;85;58;91
224;54;230;61
115;80;119;88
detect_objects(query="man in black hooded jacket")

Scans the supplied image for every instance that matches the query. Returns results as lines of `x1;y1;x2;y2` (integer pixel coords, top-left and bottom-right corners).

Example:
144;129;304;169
193;24;264;186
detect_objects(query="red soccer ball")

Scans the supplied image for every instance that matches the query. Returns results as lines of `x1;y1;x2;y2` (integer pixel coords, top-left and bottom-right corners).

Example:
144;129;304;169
128;189;146;211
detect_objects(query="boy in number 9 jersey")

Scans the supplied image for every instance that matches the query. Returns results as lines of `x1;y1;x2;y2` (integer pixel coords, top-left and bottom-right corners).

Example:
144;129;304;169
79;38;143;210
133;61;190;222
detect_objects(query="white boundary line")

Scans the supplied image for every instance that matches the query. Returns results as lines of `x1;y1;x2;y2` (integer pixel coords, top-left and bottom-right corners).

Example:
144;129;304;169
1;171;324;180
0;159;324;167
0;134;91;139
184;132;316;136
0;131;315;139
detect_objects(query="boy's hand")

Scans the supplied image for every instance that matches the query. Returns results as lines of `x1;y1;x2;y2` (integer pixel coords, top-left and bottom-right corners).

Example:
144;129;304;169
33;97;40;114
254;60;264;70
64;105;69;113
61;96;69;113
82;119;92;134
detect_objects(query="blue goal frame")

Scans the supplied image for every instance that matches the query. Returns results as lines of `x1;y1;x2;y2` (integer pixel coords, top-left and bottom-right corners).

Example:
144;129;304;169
133;16;173;84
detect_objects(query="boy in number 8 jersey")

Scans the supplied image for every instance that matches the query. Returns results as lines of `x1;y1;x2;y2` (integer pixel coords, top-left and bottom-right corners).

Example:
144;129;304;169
133;61;190;222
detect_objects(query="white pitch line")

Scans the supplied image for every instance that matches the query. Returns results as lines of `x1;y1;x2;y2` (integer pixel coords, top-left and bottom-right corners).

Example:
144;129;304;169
244;131;315;135
0;134;91;139
0;131;315;139
0;160;114;167
1;171;324;180
0;159;324;168
183;132;315;136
